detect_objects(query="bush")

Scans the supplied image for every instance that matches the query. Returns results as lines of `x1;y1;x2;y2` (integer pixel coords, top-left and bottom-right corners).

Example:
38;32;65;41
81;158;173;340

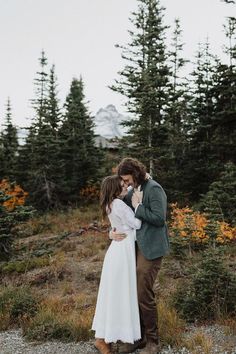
0;286;39;328
0;256;50;274
173;248;236;322
0;180;34;260
169;203;236;253
24;311;93;342
23;302;94;342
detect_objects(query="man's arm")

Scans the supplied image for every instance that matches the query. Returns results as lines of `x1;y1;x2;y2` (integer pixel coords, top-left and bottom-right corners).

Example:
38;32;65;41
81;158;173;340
134;186;166;227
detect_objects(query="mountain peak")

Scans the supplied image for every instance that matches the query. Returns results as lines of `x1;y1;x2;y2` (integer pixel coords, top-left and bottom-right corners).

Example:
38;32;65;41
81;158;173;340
105;104;117;112
94;105;128;139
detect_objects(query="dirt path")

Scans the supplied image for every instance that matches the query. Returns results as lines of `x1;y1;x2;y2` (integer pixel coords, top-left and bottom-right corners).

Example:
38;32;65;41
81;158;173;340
0;326;236;354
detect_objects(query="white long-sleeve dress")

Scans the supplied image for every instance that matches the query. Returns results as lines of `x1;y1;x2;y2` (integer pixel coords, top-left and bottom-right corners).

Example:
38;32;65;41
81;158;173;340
92;198;141;343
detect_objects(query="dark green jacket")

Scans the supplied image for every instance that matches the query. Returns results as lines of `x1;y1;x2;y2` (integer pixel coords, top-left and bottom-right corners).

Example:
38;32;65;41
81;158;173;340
124;179;170;260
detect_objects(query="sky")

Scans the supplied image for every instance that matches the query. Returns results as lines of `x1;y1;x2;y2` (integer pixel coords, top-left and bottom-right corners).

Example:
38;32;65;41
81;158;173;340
0;0;235;128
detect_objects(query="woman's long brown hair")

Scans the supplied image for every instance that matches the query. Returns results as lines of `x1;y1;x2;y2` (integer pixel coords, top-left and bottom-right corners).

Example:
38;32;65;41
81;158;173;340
100;175;122;219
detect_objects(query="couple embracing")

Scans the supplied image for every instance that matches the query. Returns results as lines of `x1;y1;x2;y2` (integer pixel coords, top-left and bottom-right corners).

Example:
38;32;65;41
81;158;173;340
92;158;170;354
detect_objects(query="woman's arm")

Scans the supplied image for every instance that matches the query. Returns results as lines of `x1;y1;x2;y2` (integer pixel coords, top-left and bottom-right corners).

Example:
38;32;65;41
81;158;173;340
115;199;141;230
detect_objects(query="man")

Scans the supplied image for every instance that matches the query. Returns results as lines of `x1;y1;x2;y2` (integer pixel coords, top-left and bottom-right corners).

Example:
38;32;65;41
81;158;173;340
111;158;169;354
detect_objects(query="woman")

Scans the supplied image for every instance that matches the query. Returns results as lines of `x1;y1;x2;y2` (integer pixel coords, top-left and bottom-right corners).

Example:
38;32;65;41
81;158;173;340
92;175;142;354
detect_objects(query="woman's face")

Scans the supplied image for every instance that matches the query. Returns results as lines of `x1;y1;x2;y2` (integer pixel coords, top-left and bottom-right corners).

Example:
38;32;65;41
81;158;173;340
119;179;128;197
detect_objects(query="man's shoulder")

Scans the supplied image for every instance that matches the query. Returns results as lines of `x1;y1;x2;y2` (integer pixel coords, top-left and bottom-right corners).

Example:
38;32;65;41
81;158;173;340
145;179;166;197
146;179;164;190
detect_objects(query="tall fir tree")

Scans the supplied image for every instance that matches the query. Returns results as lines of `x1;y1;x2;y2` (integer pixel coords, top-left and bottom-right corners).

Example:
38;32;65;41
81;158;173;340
31;50;48;128
199;162;236;225
211;17;236;165
162;18;190;203
16;125;36;189
17;52;62;209
111;0;170;176
0;98;18;181
17;51;49;208
184;42;219;201
0;133;4;179
47;64;62;132
59;77;101;204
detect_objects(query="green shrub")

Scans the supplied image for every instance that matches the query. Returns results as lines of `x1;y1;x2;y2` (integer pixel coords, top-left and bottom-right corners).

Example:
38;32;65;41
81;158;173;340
24;310;93;342
0;256;50;274
0;185;34;260
0;286;39;326
173;248;236;322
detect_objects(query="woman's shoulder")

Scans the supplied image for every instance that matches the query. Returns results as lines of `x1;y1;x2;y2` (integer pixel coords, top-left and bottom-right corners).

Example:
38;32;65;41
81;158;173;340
112;198;126;207
112;198;133;214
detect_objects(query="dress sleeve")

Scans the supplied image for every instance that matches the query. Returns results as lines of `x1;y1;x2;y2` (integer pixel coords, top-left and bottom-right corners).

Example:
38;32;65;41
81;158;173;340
114;199;141;230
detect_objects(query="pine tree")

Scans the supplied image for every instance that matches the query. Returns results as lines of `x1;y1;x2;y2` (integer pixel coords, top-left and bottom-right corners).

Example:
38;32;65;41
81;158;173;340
0;134;4;179
16;125;36;189
59;77;101;204
17;51;49;208
184;42;218;201
31;50;48;127
111;0;170;176
0;98;18;181
211;17;236;165
162;18;190;202
200;162;236;225
17;53;62;209
47;65;62;132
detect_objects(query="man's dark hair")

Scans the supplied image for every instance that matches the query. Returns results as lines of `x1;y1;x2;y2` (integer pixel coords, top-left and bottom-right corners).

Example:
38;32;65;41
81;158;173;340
117;158;146;185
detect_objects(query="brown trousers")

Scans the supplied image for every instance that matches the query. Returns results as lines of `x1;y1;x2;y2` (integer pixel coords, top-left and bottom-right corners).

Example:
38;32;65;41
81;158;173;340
136;244;162;344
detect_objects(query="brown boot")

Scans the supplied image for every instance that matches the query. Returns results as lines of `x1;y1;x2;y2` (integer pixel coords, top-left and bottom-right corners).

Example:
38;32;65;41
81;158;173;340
118;338;146;353
139;341;160;354
94;339;112;354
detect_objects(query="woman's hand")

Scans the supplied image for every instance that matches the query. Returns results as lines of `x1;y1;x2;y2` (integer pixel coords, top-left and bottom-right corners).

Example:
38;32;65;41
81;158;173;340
131;190;143;209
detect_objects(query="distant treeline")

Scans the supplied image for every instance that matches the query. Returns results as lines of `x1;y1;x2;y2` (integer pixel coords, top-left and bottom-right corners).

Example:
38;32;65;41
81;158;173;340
0;0;235;224
0;54;104;209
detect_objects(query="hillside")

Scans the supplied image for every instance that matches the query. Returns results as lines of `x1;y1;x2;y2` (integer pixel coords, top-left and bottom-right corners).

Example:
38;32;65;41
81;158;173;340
0;205;236;354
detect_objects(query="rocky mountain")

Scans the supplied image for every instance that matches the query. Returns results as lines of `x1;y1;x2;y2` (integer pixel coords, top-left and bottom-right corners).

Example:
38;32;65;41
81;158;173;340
17;105;128;147
17;128;28;145
94;104;128;139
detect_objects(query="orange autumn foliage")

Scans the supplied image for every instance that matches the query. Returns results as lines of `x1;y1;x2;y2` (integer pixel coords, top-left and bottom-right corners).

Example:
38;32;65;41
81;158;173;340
216;221;236;244
79;185;100;201
170;203;236;245
0;179;28;211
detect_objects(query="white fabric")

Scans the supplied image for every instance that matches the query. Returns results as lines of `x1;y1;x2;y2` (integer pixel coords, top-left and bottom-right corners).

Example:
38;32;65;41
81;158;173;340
92;198;141;343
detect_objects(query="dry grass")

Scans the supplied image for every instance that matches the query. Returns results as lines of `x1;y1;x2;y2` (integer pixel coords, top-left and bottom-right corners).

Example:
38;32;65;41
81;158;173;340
183;330;214;354
218;317;236;335
24;204;101;236
22;293;95;342
0;312;11;331
158;298;186;347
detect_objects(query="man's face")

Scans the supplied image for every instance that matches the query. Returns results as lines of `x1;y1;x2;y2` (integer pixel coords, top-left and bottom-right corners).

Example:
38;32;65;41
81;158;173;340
120;174;136;188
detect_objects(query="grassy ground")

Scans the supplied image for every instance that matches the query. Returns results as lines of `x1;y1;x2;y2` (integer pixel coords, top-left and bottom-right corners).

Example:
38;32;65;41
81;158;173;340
0;203;235;353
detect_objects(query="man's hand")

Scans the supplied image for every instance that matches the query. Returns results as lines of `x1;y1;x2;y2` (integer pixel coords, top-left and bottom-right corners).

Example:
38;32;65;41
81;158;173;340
109;228;127;241
132;190;143;209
